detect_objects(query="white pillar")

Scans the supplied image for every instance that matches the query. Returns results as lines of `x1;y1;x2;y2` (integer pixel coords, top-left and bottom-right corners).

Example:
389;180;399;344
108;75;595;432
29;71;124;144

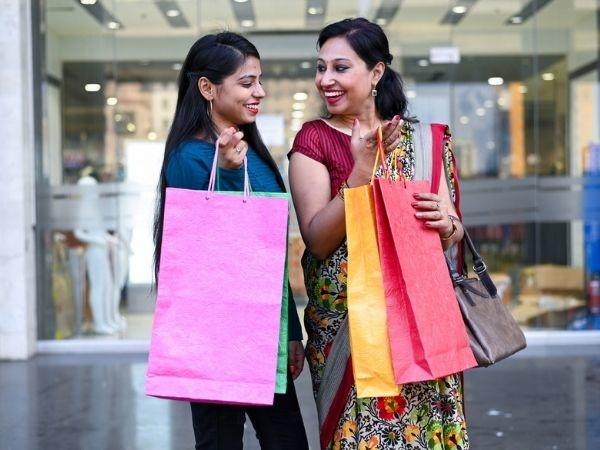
0;0;37;359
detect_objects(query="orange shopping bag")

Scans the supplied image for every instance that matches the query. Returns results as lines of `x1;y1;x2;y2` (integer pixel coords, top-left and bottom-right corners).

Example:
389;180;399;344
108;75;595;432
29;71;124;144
345;182;400;398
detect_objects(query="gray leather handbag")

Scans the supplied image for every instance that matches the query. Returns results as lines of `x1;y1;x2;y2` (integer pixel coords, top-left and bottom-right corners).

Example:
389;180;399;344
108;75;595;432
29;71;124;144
447;228;527;367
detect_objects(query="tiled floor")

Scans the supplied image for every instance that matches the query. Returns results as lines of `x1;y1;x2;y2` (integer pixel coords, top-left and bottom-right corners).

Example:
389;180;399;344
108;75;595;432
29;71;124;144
1;346;599;449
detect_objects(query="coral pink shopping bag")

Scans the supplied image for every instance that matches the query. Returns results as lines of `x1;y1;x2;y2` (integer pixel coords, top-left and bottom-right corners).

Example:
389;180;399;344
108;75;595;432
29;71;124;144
372;127;476;384
145;141;289;405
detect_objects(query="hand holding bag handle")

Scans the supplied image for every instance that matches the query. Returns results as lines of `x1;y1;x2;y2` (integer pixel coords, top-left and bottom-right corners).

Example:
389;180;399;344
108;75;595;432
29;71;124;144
207;137;250;200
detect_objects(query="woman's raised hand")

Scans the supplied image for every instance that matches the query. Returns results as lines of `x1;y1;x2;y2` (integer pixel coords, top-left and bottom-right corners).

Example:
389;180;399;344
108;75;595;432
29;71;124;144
381;115;403;154
349;115;403;186
217;127;247;169
349;119;380;185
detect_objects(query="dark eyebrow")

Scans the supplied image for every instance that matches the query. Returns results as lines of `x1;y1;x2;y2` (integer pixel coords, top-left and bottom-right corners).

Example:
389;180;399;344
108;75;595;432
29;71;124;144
238;74;261;81
317;58;352;63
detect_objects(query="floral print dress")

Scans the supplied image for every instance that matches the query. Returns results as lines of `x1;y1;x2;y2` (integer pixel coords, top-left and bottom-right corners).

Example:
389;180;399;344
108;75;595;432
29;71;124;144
302;122;469;450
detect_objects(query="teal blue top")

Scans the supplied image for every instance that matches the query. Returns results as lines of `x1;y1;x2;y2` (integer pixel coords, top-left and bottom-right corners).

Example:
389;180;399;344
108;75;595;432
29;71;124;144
165;138;303;341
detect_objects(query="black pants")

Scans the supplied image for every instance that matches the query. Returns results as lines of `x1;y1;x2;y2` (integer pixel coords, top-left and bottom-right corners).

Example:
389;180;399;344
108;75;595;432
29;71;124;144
190;375;309;450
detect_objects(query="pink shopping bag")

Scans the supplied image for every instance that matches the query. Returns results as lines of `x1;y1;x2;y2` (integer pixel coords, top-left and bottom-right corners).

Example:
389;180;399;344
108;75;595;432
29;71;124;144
371;123;476;384
145;141;289;406
375;178;476;383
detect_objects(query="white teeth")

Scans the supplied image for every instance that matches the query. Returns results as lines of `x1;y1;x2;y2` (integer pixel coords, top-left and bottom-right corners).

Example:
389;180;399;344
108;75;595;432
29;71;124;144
324;91;344;98
245;104;258;111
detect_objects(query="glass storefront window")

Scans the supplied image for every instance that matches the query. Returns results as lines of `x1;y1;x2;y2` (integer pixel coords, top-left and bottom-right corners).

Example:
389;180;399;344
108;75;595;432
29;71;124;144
36;1;599;340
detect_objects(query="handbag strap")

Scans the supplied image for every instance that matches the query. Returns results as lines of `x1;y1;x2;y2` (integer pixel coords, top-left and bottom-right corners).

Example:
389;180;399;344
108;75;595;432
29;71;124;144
446;226;498;297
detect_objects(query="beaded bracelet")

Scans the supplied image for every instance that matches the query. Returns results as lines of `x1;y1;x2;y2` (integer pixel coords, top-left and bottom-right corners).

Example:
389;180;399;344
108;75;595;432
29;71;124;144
337;181;350;201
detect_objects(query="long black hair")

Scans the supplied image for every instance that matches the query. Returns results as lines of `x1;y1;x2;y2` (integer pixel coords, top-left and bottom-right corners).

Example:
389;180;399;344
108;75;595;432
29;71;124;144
317;18;410;121
153;32;285;284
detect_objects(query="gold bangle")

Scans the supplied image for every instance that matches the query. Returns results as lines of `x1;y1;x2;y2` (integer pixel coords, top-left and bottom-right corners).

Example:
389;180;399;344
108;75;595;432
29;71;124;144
337;181;349;201
441;215;457;241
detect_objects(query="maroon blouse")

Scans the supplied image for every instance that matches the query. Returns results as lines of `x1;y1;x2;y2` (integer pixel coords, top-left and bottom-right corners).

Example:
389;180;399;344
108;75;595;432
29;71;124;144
289;119;353;199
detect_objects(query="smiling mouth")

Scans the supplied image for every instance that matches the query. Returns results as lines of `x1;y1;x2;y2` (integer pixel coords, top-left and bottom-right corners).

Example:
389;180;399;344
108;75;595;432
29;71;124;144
324;90;345;98
245;103;259;112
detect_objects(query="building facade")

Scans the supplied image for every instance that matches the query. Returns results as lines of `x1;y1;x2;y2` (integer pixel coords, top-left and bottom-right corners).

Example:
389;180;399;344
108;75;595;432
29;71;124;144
1;0;599;359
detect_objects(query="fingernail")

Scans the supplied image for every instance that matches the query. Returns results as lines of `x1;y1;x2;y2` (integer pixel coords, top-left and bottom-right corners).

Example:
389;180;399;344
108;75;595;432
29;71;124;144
415;212;422;218
413;193;420;198
353;118;358;126
411;202;418;207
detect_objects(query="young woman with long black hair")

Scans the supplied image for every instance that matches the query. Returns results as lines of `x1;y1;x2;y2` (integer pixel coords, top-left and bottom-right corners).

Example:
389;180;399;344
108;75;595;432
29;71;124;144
153;32;309;450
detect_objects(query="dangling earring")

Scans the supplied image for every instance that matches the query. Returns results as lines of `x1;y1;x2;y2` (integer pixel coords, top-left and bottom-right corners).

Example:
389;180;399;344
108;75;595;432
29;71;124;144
371;84;378;97
207;99;213;118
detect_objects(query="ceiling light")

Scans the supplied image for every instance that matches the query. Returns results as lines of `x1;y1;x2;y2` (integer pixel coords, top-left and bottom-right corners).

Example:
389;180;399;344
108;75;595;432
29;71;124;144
488;77;504;86
452;6;468;14
172;63;182;71
542;72;555;81
234;0;249;2
126;123;136;133
476;108;486;116
107;21;120;30
519;85;528;94
147;131;157;140
85;83;101;92
293;102;306;110
459;116;469;125
291;111;304;119
418;59;429;67
106;97;118;106
406;90;417;99
166;9;181;18
375;18;387;26
80;0;97;5
240;20;255;27
307;7;323;15
497;97;507;107
484;100;494;108
510;16;523;24
114;114;122;122
300;61;311;69
293;92;308;101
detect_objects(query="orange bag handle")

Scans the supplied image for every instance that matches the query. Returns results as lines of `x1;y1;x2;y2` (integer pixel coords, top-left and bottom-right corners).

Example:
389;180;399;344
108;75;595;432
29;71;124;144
371;126;390;182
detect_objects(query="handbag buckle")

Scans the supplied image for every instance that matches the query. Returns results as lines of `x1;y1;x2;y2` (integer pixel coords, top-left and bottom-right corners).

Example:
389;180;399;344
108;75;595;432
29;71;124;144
473;261;487;275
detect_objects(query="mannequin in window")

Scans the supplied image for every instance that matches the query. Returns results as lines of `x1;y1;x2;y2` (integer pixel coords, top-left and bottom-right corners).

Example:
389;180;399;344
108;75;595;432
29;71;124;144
74;166;121;334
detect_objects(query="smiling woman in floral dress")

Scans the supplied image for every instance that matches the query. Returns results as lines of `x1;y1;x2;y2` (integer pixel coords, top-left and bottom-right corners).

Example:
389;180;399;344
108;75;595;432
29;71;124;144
289;18;469;450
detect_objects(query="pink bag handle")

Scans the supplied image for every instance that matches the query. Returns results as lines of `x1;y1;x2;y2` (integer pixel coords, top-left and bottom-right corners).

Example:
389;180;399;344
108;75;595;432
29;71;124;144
207;137;250;200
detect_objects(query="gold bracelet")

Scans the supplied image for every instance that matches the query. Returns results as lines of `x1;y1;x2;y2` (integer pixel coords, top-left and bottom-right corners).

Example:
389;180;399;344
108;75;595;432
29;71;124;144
441;215;458;241
337;181;350;201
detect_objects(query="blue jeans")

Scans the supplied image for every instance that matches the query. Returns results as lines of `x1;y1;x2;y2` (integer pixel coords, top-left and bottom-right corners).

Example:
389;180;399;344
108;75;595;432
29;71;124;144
190;375;309;450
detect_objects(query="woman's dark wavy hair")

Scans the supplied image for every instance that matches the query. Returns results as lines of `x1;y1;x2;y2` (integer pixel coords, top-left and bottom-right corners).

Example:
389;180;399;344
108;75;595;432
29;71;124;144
153;32;285;284
317;18;411;121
